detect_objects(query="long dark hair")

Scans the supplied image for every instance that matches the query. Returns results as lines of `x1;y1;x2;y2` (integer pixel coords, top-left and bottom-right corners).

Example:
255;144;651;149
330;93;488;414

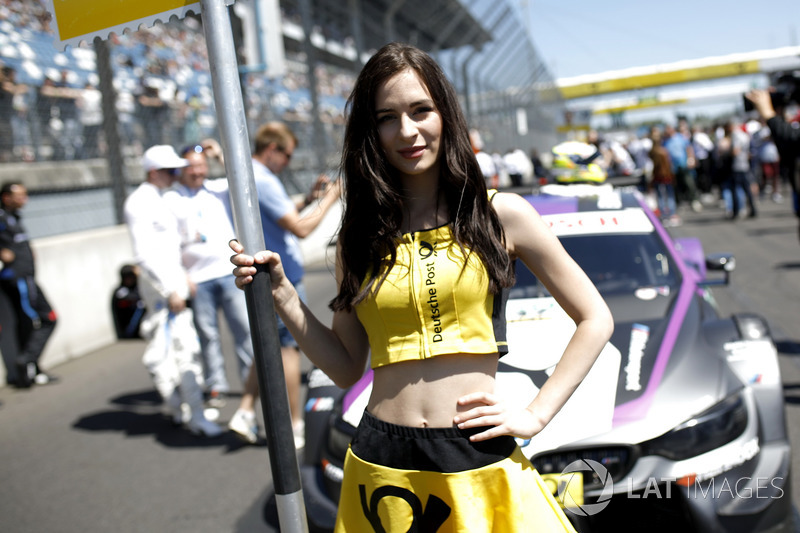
330;42;513;312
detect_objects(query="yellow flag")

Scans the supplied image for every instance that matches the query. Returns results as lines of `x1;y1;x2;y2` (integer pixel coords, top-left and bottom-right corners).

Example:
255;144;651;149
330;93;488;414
44;0;200;48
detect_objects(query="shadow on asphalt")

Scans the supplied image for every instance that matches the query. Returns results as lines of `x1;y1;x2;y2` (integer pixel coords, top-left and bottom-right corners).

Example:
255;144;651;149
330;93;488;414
777;340;800;355
109;389;162;406
248;491;326;533
778;341;800;406
231;487;281;533
784;384;800;406
71;388;260;451
747;226;798;238
263;492;281;531
110;389;243;406
679;214;730;226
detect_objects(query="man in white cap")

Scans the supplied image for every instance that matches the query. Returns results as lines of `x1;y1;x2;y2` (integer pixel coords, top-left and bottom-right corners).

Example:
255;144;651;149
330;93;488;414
164;146;254;410
123;145;222;437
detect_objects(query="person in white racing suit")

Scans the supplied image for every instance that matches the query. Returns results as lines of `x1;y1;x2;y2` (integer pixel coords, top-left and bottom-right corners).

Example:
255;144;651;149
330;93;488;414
123;145;222;437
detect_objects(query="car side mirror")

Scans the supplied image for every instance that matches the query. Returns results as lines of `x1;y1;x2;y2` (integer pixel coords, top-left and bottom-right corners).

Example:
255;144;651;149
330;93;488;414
674;237;706;279
699;253;735;286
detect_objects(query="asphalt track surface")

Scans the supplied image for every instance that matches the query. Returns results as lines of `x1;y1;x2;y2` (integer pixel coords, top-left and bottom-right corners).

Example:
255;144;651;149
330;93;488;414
1;190;800;533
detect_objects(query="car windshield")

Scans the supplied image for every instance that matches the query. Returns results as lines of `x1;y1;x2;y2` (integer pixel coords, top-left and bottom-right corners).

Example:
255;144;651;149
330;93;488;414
510;233;681;299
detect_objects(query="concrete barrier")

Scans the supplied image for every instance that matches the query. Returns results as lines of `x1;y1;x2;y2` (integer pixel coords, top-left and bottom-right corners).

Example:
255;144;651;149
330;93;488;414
0;225;136;386
0;158;141;191
0;198;341;387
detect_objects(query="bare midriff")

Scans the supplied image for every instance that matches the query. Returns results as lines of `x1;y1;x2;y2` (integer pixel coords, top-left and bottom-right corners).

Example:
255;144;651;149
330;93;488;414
368;352;499;428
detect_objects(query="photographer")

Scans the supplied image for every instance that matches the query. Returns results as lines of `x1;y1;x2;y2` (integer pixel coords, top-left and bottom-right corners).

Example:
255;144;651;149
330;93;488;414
745;87;800;239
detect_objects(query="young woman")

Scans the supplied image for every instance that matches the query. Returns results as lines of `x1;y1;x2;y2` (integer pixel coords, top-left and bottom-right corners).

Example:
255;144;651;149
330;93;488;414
230;42;613;532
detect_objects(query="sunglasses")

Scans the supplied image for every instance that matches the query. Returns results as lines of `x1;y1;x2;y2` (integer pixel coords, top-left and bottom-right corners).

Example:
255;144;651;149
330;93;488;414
276;145;293;161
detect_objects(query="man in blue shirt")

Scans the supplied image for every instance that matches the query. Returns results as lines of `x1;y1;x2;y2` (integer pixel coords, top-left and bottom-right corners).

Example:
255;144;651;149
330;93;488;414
228;122;340;446
663;123;702;212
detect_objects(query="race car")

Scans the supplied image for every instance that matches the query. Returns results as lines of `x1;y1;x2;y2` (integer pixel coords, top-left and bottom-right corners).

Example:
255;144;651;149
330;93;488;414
550;141;608;184
300;184;793;533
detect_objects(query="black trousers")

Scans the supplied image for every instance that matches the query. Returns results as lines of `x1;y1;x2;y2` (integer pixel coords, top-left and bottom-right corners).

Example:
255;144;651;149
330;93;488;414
0;276;57;371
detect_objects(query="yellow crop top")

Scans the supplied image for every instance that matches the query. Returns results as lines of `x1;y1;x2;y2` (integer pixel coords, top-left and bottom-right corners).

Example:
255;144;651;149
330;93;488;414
355;224;509;369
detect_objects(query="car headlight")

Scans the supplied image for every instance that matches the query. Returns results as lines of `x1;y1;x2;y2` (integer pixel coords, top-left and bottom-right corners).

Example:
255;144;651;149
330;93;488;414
641;392;748;461
733;313;771;340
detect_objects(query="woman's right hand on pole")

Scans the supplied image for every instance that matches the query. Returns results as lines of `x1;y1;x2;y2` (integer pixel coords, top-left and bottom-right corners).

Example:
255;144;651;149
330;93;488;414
229;239;285;291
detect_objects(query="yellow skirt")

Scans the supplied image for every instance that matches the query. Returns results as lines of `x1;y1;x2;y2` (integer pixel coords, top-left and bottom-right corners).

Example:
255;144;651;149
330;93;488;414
334;411;576;532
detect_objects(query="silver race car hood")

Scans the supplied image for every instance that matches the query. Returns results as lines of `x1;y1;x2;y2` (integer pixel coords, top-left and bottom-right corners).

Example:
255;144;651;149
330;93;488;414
500;283;744;455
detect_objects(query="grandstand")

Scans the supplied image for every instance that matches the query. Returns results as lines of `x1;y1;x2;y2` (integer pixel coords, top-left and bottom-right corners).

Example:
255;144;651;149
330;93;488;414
0;0;562;238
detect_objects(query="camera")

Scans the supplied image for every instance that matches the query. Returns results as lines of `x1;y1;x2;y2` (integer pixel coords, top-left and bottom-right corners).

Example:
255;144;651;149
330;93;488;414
744;70;800;112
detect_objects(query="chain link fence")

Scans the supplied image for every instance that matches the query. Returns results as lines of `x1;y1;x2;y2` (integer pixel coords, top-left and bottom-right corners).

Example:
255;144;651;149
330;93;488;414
0;0;563;239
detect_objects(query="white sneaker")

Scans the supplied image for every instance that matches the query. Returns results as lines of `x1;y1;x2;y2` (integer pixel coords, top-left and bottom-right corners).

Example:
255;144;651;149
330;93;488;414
203;407;220;422
228;409;258;444
33;372;59;385
187;416;224;438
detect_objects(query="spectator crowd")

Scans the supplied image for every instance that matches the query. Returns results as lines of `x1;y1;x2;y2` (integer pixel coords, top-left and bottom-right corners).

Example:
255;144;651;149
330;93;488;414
0;0;355;164
629;113;796;226
472;110;798;229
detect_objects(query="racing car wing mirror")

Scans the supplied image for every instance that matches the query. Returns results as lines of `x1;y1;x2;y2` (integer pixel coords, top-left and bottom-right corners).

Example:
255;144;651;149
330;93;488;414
674;237;706;278
699;253;735;286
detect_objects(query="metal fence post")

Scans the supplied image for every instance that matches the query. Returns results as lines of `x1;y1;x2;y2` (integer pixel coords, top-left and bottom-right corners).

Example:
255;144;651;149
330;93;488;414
94;38;128;225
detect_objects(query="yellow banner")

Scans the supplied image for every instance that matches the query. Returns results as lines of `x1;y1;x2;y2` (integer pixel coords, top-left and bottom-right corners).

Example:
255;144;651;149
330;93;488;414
592;98;689;115
556;124;591;133
559;60;761;100
46;0;199;47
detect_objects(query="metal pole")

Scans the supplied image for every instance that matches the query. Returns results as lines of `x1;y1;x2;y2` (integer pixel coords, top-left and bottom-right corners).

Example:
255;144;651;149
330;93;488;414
298;0;326;172
506;65;549;107
383;0;406;42
199;2;308;532
472;42;513;138
470;29;519;134
348;0;365;66
475;29;520;86
461;7;510;125
491;40;527;90
429;0;473;53
94;37;128;225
